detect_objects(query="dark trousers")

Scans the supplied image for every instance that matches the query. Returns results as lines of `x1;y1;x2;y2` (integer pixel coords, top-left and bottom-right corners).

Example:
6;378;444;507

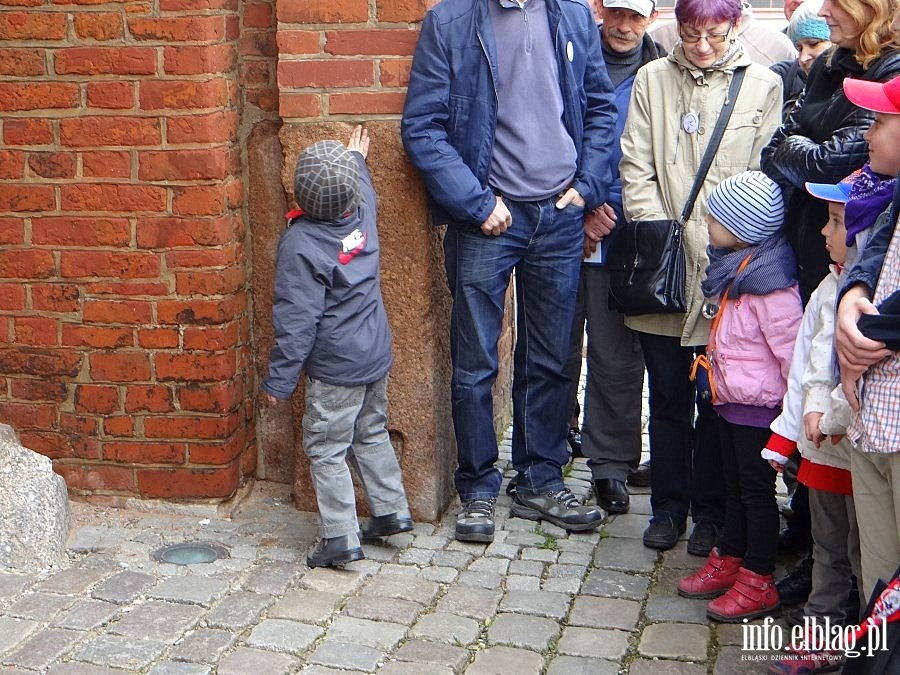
717;417;779;575
639;332;724;525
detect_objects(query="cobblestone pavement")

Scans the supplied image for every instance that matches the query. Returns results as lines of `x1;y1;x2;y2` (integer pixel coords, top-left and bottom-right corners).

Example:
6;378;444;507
0;425;792;674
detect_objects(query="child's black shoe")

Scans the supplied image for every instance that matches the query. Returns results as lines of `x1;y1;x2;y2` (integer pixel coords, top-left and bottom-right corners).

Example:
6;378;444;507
307;535;364;568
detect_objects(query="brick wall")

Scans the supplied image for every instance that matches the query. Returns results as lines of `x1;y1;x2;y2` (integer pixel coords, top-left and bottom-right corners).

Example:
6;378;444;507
0;0;254;499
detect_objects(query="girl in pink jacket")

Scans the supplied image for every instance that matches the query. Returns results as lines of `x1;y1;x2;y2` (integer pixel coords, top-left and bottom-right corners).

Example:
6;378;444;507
678;171;803;622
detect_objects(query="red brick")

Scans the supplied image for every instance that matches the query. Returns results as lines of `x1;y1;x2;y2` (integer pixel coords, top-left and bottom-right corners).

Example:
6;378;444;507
380;59;411;87
0;284;26;310
241;437;257;476
144;411;241;439
14;316;57;346
0;0;44;6
75;384;119;414
329;91;406;115
54;47;156;75
179;380;243;413
188;427;245;464
157;295;244;324
74;11;123;40
225;13;239;40
176;267;244;296
279;0;367;23
31;284;80;312
138;147;236;181
0;347;82;377
325;29;418;56
103;415;134;436
86;81;134;109
159;0;237;9
11;378;67;402
225;179;243;209
377;0;431;23
62;324;133;348
163;43;236;75
241;31;276;58
0;249;55;277
276;30;319;55
83;299;153;325
124;384;173;413
139;79;230;110
0;184;54;212
33;216;130;247
137;216;233;248
0;218;24;245
165;246;237;269
0;150;24;179
24;432;96;461
0;47;44;76
137;327;179;349
279;92;321;118
182;323;239;351
3;119;52;146
127;16;225;41
28;152;75;179
0;401;55;429
277;59;372;88
90;352;151;382
81;150;131;178
166;111;238;145
60;116;160;147
56;463;135;493
156;352;237;383
241;59;271;87
60;250;160;279
105;442;184;464
0;11;67;39
84;281;168;296
136;462;239;498
171;186;226;216
0;82;77;110
242;2;271;28
247;86;279;113
60;183;166;212
59;412;98;437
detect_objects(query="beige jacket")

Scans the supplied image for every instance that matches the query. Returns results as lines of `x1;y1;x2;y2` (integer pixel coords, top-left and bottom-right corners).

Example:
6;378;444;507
619;44;782;346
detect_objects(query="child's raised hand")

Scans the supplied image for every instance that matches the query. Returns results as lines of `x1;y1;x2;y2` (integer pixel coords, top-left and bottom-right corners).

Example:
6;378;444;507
347;125;370;159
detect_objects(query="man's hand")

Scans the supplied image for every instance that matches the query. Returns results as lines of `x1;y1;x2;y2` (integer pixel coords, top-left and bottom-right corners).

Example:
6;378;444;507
347;124;370;158
555;187;585;210
481;196;512;236
804;411;824;448
584;202;617;243
836;284;891;410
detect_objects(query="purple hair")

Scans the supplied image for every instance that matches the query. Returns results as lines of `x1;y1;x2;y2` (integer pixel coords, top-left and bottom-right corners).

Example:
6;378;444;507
674;0;742;26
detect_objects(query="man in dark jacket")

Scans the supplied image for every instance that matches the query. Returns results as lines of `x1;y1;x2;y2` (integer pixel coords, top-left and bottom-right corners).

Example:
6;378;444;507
401;0;616;543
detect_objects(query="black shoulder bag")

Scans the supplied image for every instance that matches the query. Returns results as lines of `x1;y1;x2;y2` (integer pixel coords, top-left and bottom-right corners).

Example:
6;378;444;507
607;67;747;316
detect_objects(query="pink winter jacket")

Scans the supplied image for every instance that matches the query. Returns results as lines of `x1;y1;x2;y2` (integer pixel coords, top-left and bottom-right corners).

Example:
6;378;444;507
710;285;803;410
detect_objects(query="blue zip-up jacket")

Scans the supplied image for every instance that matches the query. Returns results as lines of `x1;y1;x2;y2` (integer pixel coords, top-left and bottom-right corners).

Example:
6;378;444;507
401;0;616;227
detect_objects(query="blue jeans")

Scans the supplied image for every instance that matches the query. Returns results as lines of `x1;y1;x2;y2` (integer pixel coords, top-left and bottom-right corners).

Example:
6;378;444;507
444;197;583;502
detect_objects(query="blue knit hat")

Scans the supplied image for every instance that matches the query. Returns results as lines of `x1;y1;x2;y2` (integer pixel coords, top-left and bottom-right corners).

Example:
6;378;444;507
788;1;830;45
705;171;785;245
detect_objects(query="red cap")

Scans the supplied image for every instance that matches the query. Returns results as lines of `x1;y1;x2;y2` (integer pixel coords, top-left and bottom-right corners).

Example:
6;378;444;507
843;75;900;114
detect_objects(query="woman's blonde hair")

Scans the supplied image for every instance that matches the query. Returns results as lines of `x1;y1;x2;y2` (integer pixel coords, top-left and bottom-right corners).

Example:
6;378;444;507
829;0;900;68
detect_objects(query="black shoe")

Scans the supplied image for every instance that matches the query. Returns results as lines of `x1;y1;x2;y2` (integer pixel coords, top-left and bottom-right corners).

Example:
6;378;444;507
307;535;364;568
511;488;604;531
777;524;811;555
593;478;629;514
776;557;813;605
687;521;721;557
642;516;685;550
456;498;496;543
505;476;518;497
627;461;651;488
567;428;584;458
783;605;806;628
360;510;413;540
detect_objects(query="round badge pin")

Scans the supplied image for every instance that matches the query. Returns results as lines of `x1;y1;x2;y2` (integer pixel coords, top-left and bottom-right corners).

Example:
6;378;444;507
683;112;699;134
566;41;574;62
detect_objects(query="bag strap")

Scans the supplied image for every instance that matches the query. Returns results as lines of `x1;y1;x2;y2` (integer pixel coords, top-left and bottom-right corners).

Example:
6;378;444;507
679;67;747;224
709;251;753;348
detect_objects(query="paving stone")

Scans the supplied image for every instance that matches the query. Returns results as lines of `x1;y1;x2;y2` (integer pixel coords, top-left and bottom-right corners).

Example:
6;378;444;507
506;575;541;591
0;573;32;606
714;645;783;674
168;628;235;663
644;593;710;624
54;599;121;631
508;560;544;576
343;595;424;624
557;551;592;567
5;590;74;621
398;548;434;565
0;616;39;656
216;647;299;675
306;640;383;671
520;547;558;563
410;612;481;646
592;537;658;573
391;639;470;671
630;659;708;675
299;567;367;595
504;531;543;546
569;596;641;630
422;566;459;583
581;569;650;600
377;564;419;578
148;575;231;607
267;589;341;624
484;542;519;560
67;526;122;554
602;513;652;539
246;618;323;654
411;535;447;550
240;562;300;595
499;590;571;620
715;616;788;646
204;590;273;629
148;663;211;675
487;612;560;651
557;626;630;660
377;661;455;675
1;627;84;670
362;574;441;605
543;576;582;594
467;645;543;674
91;571;156;604
431;550;474;568
545;655;621;675
74;635;167;671
296;667;347;675
639;622;710;660
437;586;502;621
108;600;204;642
663;545;705;570
46;664;132;674
36;568;111;595
325;616;407;651
458;570;503;590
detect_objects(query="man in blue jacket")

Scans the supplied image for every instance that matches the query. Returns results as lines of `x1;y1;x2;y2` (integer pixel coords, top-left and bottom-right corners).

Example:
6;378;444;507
401;0;617;543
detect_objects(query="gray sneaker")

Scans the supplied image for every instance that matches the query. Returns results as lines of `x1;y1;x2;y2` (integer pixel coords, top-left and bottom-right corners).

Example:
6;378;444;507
456;498;496;543
511;488;605;531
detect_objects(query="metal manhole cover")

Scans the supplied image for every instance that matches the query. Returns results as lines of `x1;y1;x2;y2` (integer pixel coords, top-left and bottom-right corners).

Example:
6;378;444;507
151;542;229;565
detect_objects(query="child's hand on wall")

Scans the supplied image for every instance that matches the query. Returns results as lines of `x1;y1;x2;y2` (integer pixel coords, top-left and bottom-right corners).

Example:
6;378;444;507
347;125;370;159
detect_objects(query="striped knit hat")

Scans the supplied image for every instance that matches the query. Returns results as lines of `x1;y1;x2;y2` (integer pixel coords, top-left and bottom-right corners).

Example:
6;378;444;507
705;171;785;245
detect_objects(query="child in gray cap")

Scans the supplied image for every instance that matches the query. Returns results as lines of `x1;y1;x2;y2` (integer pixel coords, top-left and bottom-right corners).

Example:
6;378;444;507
263;125;412;568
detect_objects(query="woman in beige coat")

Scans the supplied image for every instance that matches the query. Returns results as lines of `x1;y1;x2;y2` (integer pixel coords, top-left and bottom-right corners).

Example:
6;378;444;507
618;0;782;553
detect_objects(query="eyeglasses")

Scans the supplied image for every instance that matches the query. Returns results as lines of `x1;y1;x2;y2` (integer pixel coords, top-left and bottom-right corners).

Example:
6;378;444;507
679;23;733;45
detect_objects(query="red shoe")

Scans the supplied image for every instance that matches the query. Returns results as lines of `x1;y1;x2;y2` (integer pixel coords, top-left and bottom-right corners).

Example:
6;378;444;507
677;547;742;598
707;567;780;622
767;650;843;674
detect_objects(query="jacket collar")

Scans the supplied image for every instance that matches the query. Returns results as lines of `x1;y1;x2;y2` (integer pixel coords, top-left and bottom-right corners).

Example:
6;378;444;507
669;41;752;81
